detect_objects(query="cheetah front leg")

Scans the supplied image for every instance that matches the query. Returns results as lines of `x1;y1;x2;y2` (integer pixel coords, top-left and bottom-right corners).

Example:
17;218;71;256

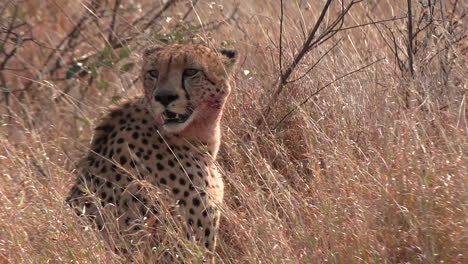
179;195;221;263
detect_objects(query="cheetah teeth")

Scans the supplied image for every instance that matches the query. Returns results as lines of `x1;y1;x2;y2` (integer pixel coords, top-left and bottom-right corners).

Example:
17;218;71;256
161;109;193;124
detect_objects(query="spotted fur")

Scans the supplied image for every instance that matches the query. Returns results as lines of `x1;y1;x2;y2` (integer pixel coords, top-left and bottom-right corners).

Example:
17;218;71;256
66;44;237;262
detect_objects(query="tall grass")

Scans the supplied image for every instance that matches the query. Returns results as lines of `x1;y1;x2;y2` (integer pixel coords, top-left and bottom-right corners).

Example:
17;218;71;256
0;0;466;263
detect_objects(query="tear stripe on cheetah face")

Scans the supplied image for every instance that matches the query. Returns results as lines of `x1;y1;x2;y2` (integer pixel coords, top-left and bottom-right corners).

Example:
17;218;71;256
142;44;237;139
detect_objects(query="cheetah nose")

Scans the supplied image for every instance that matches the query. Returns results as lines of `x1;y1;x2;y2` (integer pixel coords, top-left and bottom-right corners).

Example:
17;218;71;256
154;92;179;106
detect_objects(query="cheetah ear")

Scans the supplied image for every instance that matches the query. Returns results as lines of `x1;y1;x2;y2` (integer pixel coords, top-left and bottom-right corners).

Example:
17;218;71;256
219;49;238;73
143;45;165;58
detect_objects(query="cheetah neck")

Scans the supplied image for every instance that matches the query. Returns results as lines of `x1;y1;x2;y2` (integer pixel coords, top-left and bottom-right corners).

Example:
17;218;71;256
177;113;222;158
173;98;226;158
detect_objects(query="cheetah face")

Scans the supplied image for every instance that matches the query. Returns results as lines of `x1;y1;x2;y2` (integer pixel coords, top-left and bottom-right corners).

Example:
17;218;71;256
142;44;237;133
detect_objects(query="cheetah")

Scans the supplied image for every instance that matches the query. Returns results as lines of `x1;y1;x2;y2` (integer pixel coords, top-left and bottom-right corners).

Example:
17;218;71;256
66;44;237;262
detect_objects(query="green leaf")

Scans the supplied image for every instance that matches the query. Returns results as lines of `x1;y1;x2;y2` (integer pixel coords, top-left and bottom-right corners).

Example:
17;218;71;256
66;248;75;260
112;95;122;103
98;80;109;90
99;46;112;59
174;32;184;41
74;115;90;126
120;62;135;73
79;138;92;143
119;48;131;59
89;64;98;78
66;63;83;79
98;59;113;68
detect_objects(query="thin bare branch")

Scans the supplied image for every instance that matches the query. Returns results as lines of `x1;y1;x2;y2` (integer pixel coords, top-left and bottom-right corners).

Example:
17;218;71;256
273;57;385;130
277;0;333;93
278;0;284;76
258;0;364;126
334;16;406;32
108;0;122;46
142;0;179;31
287;39;341;84
182;0;199;21
407;0;415;76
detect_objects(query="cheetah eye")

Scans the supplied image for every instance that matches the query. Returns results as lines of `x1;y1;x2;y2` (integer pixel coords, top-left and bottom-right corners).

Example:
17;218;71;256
147;70;159;79
183;68;200;77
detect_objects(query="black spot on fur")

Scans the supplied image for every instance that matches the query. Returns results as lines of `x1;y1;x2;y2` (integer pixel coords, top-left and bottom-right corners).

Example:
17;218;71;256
179;178;186;185
168;159;175;167
146;166;153;173
111;110;124;117
169;173;176;181
115;174;122;181
221;49;237;59
96;124;115;133
157;163;164;170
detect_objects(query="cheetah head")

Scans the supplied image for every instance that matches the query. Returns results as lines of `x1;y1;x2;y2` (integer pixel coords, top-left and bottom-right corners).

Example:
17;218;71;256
141;44;237;134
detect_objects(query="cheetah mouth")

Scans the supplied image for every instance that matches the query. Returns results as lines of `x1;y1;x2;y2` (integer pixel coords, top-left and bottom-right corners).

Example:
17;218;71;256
161;109;193;124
